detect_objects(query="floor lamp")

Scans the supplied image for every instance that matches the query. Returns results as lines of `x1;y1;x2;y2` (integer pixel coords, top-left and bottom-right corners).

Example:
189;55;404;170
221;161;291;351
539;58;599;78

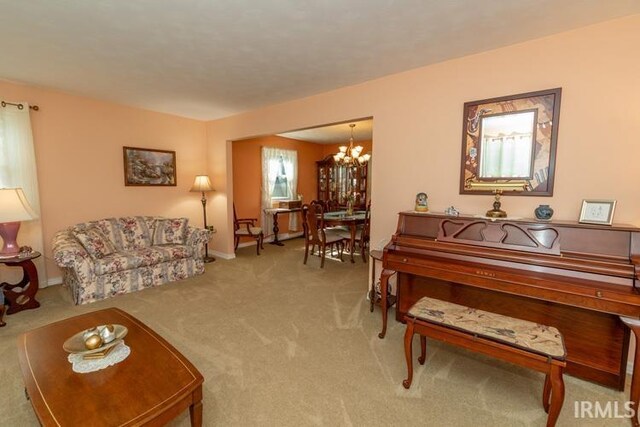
190;175;215;263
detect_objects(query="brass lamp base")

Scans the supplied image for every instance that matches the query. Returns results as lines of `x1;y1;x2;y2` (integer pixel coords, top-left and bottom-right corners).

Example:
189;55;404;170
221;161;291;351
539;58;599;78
486;208;507;218
486;190;507;218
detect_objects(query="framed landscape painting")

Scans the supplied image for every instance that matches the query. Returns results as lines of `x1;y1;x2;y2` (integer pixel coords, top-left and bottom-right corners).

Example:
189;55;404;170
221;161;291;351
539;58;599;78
123;146;176;186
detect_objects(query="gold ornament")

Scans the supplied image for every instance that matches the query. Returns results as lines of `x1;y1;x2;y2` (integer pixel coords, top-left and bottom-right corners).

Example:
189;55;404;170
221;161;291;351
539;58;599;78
84;334;103;350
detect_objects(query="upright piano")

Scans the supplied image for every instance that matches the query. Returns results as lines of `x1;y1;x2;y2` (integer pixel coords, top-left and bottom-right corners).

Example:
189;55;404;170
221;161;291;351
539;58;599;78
382;211;640;391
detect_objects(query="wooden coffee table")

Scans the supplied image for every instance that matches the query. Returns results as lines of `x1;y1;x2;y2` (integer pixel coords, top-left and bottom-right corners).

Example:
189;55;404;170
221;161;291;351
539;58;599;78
17;308;204;426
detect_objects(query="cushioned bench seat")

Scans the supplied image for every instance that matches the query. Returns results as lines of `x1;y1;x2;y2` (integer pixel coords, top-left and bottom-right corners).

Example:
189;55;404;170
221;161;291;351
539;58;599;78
403;296;566;427
408;296;566;359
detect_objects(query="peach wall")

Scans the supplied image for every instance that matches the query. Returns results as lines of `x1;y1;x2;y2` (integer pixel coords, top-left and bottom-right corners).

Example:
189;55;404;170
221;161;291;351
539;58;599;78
232;135;324;236
0;80;208;280
206;15;640;256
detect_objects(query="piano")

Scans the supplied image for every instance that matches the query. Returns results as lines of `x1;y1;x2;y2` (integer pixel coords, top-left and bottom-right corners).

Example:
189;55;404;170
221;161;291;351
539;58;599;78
381;211;640;392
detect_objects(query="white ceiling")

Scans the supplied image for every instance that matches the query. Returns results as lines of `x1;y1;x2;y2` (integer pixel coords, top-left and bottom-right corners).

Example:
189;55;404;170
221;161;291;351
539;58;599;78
0;1;638;120
277;119;373;144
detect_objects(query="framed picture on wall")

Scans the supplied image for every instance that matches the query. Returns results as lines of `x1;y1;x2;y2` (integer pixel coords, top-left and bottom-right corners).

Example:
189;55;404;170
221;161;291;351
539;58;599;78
123;146;176;186
459;88;562;197
578;199;616;225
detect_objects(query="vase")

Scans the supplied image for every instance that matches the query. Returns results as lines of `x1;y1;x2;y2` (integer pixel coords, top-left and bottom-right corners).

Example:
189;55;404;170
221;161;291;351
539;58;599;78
346;200;354;216
534;204;554;220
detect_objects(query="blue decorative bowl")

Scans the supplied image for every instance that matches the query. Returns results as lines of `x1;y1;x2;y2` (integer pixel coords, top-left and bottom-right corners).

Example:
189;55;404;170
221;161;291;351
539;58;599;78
534;204;554;220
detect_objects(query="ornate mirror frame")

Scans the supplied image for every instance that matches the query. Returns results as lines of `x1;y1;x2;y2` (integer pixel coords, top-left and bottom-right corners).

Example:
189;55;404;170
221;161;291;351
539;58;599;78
459;88;562;196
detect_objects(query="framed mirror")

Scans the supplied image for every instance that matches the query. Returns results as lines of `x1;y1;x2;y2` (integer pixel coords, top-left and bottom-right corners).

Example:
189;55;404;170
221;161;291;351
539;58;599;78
460;88;561;196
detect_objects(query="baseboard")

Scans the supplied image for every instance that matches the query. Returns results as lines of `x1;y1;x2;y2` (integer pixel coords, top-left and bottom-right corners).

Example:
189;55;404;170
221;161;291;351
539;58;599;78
268;231;304;242
209;251;235;260
47;276;63;286
237;232;304;249
236;241;256;249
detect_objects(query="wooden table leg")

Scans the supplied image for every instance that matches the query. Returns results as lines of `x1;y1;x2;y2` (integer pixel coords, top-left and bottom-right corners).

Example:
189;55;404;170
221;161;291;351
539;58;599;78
3;259;40;315
189;386;203;427
349;223;356;263
269;212;284;246
620;317;640;427
378;269;394;339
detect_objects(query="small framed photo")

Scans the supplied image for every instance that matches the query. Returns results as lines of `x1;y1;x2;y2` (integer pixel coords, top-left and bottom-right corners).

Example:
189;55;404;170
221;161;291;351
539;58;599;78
123;146;176;186
579;199;616;225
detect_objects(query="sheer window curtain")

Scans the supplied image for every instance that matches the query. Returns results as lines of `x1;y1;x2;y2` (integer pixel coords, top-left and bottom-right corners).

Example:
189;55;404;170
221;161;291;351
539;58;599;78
261;147;298;236
0;103;47;285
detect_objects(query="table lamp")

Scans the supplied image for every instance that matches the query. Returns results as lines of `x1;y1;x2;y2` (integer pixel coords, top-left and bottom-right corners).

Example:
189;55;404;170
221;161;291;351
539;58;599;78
190;175;215;263
467;181;527;218
0;188;38;258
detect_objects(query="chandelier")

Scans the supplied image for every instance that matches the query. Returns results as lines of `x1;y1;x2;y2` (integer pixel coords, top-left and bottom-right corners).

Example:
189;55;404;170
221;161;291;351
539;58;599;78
333;123;371;166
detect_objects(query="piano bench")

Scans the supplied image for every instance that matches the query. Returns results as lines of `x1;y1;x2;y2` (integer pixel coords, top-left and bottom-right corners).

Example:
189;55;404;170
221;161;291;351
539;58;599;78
402;297;567;427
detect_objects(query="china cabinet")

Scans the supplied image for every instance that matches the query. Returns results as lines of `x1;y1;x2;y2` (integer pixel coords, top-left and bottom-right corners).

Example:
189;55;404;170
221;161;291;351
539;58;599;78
316;155;368;208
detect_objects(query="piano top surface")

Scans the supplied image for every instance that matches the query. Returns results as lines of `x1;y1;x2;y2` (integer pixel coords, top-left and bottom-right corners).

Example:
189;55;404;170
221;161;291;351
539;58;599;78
399;211;640;232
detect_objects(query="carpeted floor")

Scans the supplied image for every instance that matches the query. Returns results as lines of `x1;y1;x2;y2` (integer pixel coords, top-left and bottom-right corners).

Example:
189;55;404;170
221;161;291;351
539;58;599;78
0;239;631;426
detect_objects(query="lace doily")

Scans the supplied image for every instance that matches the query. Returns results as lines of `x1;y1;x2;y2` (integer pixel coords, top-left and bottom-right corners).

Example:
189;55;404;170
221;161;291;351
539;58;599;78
67;341;131;373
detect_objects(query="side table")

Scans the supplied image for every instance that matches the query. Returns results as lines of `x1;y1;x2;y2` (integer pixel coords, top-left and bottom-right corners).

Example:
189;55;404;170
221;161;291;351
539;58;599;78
369;250;396;338
1;251;41;317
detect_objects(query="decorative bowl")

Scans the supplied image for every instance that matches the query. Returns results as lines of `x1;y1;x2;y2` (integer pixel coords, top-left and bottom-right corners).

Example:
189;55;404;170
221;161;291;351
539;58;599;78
63;324;128;355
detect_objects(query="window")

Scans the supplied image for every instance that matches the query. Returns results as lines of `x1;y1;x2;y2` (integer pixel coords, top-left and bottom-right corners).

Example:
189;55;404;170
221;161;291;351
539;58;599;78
270;156;290;199
261;147;298;233
261;147;297;203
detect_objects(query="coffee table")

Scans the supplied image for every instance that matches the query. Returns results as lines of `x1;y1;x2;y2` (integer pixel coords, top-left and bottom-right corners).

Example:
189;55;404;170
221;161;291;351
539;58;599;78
17;308;204;426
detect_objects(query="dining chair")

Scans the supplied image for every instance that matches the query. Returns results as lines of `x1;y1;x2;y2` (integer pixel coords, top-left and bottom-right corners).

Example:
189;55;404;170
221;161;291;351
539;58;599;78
326;199;340;212
303;202;345;268
233;204;264;255
336;201;371;262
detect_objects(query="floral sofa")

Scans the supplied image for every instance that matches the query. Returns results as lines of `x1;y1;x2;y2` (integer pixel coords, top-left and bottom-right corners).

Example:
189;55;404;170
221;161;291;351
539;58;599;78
52;216;211;305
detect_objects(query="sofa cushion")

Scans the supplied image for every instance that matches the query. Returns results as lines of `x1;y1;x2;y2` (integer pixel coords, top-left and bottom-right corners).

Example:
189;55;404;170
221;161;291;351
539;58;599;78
153;218;189;245
94;217;152;251
94;245;192;275
72;227;117;259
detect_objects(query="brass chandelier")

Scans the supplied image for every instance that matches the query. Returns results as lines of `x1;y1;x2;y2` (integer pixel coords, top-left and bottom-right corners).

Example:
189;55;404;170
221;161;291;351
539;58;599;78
333;123;371;166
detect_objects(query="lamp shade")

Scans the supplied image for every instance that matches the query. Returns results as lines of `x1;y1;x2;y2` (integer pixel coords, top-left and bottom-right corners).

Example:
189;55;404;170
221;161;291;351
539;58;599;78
190;175;214;192
0;188;38;222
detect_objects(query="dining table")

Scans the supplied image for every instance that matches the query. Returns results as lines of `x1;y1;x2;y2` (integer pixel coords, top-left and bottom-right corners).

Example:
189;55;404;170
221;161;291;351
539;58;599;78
323;210;367;263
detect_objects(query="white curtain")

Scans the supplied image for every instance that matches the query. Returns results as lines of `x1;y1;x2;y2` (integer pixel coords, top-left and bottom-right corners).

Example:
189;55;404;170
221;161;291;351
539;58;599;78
0;103;47;284
261;147;298;235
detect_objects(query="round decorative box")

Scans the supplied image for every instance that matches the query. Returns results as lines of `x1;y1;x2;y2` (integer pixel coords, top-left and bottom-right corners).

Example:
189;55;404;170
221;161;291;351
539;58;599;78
534;204;554;220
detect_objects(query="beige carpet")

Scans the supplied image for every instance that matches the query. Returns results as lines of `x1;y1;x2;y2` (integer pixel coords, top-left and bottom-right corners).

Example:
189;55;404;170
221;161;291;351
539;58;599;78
0;240;630;426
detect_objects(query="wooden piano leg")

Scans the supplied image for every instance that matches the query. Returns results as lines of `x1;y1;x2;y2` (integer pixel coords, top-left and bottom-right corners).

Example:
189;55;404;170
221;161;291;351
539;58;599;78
402;319;415;389
620;317;640;427
378;269;394;339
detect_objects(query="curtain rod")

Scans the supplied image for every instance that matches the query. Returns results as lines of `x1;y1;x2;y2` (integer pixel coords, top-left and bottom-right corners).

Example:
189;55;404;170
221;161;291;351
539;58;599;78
1;100;39;111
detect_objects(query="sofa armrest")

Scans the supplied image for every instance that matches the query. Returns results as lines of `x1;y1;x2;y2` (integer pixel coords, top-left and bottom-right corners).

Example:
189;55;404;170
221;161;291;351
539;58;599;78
52;230;94;282
186;226;212;246
185;226;212;257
